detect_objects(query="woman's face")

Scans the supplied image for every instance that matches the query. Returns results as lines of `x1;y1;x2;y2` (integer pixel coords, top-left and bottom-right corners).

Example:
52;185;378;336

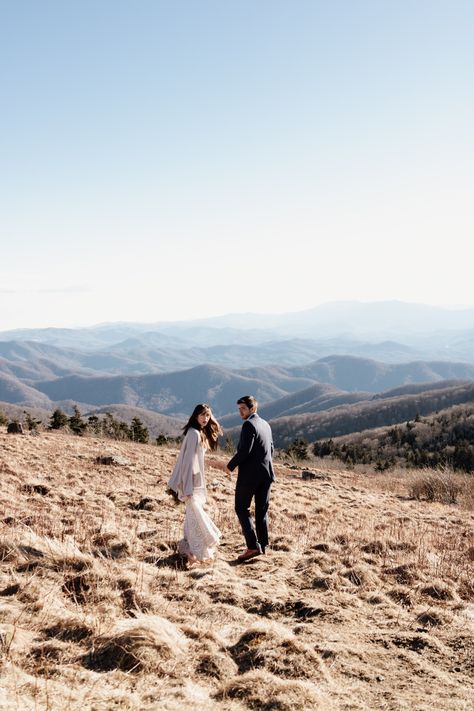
197;410;211;428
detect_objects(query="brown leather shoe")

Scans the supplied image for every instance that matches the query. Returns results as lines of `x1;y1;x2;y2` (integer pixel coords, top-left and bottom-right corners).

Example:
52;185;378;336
237;548;261;561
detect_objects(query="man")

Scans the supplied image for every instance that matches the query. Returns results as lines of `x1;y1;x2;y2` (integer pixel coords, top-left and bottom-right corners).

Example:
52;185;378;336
226;395;275;561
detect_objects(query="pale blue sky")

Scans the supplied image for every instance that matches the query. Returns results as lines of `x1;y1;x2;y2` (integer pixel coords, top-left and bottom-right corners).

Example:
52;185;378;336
1;0;473;329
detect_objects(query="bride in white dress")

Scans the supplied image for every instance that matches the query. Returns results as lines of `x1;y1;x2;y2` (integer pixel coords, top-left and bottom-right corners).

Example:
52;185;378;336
167;404;222;565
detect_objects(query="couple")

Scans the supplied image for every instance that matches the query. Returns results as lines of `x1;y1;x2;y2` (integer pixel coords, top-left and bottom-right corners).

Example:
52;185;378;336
167;395;274;566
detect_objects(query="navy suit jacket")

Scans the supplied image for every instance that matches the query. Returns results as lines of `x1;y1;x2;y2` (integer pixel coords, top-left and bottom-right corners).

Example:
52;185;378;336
227;413;275;484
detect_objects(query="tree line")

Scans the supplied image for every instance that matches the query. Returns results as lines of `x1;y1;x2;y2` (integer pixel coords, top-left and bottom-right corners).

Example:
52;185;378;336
1;406;179;447
311;404;474;473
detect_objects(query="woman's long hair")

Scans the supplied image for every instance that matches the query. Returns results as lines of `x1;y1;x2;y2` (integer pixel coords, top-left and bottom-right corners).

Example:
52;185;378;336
183;403;221;451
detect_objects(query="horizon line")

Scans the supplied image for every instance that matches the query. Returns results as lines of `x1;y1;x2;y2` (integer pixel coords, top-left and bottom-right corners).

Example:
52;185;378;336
1;298;474;334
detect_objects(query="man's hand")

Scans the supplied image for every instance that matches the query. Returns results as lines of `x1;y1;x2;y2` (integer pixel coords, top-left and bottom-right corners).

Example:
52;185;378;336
211;460;230;473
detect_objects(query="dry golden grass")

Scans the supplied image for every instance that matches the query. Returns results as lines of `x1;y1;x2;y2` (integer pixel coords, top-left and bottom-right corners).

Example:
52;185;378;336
0;429;473;710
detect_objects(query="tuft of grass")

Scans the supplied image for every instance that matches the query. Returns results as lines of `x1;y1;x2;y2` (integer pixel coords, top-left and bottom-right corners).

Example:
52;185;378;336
408;467;463;504
214;669;329;710
227;622;324;680
83;615;187;673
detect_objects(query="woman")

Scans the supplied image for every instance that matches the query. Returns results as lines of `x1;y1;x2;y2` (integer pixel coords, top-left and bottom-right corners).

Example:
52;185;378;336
167;404;222;566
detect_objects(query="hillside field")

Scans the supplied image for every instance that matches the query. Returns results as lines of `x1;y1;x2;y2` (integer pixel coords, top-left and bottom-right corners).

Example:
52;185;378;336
0;429;473;710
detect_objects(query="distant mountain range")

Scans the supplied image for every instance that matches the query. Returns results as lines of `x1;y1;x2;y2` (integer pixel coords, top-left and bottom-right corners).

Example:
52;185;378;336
2;351;474;419
1;301;474;444
3;299;474;338
175;301;474;337
0;334;426;377
2;302;474;367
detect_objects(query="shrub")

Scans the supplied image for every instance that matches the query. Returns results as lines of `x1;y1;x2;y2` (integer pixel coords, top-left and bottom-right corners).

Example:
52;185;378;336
24;413;41;432
222;435;236;454
87;415;102;435
409;468;462;504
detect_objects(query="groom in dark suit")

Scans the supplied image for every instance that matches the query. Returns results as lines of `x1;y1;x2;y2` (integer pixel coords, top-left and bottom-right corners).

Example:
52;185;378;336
226;395;275;561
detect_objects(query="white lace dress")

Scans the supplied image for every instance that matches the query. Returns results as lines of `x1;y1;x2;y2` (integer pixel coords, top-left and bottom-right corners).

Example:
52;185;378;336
168;428;221;562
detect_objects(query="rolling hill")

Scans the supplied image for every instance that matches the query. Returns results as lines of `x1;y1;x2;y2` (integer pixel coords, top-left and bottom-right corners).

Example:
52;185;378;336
0;372;52;409
289;355;474;392
220;383;373;428
29;357;474;419
267;381;474;447
33;365;297;418
313;402;474;472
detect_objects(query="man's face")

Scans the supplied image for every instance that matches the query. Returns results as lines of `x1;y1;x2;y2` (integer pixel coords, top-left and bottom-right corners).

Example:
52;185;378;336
238;404;253;420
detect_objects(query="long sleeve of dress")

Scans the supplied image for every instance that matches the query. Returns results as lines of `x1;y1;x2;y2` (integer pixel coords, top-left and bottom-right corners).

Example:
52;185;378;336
167;428;200;501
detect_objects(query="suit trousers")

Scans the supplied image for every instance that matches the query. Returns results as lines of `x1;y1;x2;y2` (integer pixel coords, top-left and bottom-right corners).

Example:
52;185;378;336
235;477;272;552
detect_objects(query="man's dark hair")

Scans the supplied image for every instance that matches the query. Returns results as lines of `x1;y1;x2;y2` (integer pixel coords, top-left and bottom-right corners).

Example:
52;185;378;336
237;395;258;410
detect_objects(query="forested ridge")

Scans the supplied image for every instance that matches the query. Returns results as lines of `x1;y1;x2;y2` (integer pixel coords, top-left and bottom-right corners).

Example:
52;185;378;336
313;403;474;472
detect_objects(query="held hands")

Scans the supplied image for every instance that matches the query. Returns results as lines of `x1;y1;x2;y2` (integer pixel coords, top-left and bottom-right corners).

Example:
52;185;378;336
211;460;232;474
208;457;232;475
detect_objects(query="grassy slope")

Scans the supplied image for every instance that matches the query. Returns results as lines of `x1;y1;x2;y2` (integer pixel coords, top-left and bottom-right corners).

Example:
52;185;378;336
0;430;473;711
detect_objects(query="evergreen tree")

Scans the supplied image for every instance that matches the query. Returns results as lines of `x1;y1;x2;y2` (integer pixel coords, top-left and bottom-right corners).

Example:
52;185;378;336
69;406;87;436
286;438;309;460
117;421;132;440
49;408;69;430
453;444;474;472
101;412;131;440
130;417;149;443
313;439;334;457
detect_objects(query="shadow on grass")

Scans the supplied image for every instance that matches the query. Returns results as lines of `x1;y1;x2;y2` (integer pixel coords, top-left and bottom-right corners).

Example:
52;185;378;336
143;553;187;570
